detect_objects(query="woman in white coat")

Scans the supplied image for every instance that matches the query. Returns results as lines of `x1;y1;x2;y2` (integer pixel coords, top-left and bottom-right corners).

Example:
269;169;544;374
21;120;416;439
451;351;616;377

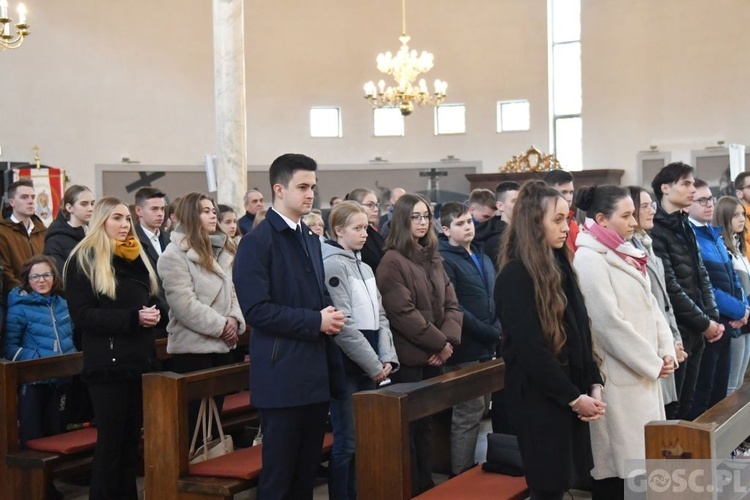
157;192;246;431
573;185;676;500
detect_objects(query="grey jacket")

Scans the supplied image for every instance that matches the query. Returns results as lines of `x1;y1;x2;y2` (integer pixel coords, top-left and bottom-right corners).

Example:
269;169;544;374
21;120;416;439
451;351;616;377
635;232;681;405
158;230;246;354
322;241;399;379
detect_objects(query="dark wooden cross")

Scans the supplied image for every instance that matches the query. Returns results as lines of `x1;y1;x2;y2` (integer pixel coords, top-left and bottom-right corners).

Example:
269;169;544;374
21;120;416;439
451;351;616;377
419;168;448;203
126;171;166;193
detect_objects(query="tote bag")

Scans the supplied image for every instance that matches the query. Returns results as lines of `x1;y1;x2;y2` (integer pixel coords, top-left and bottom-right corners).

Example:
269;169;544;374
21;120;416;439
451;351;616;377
188;397;234;464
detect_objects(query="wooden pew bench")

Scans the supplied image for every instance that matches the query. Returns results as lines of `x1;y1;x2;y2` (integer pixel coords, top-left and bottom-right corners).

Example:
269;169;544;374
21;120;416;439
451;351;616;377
143;363;333;499
354;359;529;500
646;382;750;462
0;353;97;500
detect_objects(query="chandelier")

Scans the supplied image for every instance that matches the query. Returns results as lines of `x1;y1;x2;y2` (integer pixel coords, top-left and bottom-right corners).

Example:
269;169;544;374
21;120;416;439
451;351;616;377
0;0;29;51
363;0;447;116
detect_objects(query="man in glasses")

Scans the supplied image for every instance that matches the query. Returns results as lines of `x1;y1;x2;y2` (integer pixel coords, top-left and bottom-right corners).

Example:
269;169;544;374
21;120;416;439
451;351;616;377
734;172;750;259
687;178;748;418
650;163;722;420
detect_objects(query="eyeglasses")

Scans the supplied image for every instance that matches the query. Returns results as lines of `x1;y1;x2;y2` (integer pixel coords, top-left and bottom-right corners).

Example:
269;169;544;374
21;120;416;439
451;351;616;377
695;197;716;207
639;202;657;212
29;273;54;282
362;202;380;210
410;214;431;223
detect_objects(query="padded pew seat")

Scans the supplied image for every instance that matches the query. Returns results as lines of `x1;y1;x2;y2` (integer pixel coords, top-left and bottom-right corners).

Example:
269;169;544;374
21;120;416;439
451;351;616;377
415;465;529;500
23;428;97;455
188;432;334;480
221;390;252;416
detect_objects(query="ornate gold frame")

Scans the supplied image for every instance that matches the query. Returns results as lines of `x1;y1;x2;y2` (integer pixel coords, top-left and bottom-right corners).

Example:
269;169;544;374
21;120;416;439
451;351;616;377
499;146;561;173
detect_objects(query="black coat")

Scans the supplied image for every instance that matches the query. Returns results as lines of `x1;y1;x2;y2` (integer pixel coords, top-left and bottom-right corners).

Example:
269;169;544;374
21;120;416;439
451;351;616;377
495;250;601;491
438;238;499;364
650;206;719;340
360;225;385;272
65;254;166;381
473;216;507;271
43;212;85;274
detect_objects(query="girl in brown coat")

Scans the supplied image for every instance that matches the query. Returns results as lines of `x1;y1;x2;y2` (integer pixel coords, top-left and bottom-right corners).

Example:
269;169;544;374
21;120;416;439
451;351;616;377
375;193;462;495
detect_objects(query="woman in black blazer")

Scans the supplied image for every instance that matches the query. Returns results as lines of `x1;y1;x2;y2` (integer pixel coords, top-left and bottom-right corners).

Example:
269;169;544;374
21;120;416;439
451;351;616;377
64;196;166;500
494;181;605;500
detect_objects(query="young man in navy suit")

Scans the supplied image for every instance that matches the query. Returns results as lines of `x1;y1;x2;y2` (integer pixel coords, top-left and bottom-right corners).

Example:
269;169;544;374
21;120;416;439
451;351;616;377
234;153;346;499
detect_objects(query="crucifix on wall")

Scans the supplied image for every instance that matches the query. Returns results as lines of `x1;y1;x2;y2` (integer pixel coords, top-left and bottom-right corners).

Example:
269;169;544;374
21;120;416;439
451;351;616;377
419;168;448;203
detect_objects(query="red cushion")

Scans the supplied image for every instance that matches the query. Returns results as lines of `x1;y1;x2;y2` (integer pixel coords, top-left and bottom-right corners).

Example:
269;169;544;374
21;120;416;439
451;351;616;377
24;428;98;455
221;391;253;415
189;433;335;480
415;465;529;500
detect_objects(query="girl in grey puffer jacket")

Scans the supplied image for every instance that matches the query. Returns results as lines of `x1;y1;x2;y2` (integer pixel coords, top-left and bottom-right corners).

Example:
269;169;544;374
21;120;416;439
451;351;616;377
322;201;398;500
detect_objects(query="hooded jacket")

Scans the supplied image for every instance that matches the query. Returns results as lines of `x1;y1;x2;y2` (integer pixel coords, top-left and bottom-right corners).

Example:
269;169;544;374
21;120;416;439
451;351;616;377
321;241;399;378
650;206;719;338
3;287;76;361
473;216;507;271
0;215;46;295
438;237;500;364
376;244;463;367
43;212;85;275
158;229;246;354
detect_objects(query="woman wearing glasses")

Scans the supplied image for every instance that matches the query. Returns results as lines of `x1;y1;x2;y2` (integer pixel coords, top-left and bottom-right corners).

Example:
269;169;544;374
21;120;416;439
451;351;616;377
629;186;687;409
376;193;462;496
346;188;386;270
3;255;75;444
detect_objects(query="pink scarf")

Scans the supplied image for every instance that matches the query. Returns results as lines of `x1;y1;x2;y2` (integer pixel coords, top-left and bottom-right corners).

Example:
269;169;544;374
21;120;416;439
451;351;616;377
583;218;648;275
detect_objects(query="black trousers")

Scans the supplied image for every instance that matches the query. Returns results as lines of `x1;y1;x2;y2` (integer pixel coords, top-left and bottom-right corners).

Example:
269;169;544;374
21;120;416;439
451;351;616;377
173;352;234;438
87;378;143;500
592;477;625;500
257;402;329;500
391;365;442;496
666;332;705;420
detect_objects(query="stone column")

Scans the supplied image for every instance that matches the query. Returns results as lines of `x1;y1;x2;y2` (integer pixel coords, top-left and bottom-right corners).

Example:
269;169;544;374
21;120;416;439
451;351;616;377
213;0;247;208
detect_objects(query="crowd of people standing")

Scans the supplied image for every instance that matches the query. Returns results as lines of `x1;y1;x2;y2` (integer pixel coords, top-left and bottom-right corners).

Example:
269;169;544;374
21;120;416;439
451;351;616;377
0;157;749;500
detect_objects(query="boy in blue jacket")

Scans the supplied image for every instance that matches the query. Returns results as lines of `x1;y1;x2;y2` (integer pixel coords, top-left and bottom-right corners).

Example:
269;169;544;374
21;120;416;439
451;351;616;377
438;202;500;475
688;180;748;418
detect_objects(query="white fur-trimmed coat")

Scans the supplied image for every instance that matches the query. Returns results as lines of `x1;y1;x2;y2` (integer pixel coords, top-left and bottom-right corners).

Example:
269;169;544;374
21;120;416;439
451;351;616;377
158;231;246;354
574;231;676;479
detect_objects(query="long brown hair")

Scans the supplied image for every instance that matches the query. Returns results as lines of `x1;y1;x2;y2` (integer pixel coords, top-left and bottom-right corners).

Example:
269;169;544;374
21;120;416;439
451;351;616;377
176;192;234;271
501;180;568;357
384;193;437;258
714;196;746;256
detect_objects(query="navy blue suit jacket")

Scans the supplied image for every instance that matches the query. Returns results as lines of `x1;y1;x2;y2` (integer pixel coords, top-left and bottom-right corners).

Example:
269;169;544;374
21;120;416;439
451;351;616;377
234;208;344;408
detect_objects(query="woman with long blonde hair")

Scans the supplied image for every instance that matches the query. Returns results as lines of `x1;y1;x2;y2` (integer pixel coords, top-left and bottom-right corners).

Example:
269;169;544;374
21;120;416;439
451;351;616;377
64;196;165;500
495;180;604;500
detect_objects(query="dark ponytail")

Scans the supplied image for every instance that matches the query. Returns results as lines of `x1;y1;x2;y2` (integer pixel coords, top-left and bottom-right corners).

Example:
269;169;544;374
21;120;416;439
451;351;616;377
573;184;630;219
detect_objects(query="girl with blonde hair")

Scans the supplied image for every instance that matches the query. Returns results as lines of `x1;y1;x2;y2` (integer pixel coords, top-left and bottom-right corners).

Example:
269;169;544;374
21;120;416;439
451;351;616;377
64;196;165;500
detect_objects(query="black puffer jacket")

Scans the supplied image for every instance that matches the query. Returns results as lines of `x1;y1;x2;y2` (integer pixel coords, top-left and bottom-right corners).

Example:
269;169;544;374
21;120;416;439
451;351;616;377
65;254;167;381
44;212;85;275
650;206;719;339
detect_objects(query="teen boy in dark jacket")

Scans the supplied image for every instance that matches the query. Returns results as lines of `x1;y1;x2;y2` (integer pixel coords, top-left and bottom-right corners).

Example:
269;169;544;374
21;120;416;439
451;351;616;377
439;202;500;475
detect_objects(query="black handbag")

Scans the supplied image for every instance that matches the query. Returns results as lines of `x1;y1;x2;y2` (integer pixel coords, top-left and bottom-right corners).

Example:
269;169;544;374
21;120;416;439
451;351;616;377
482;433;524;477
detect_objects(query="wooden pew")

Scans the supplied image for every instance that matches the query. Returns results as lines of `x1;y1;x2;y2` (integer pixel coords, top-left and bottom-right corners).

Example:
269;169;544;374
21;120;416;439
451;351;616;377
646;383;750;460
0;353;96;500
143;362;333;499
354;359;528;500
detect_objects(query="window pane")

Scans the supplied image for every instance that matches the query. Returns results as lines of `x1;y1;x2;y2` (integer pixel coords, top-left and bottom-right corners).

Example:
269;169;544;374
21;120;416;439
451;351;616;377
434;104;466;135
552;42;582;116
310;107;341;138
373;107;404;137
497;100;530;132
555;116;583;170
551;0;581;44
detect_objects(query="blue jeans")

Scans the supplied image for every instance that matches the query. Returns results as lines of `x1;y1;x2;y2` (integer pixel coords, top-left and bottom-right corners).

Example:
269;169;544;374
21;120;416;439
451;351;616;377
328;374;375;500
728;334;750;395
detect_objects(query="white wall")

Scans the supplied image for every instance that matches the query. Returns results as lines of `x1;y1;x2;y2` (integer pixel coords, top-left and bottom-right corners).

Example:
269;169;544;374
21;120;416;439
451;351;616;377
0;0;548;195
582;0;750;184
